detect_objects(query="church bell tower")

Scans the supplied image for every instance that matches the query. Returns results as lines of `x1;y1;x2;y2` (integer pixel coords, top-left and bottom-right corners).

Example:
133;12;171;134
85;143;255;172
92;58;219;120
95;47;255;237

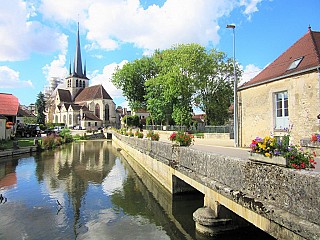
66;23;89;100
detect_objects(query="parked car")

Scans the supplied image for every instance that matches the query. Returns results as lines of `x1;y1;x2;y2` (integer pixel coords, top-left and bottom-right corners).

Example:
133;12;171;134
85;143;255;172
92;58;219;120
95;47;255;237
54;126;65;133
16;124;41;138
73;125;82;130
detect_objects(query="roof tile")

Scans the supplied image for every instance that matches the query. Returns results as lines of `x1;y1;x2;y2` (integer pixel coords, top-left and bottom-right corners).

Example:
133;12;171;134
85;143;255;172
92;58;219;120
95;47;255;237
240;29;320;89
0;93;19;116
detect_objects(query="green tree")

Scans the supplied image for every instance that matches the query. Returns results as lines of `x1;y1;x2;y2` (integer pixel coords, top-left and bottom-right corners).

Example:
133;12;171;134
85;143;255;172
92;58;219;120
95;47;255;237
146;44;207;126
194;49;242;125
35;92;46;125
112;56;158;110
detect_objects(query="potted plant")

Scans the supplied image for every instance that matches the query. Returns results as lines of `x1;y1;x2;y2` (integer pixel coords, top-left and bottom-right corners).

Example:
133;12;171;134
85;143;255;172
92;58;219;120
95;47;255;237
169;131;194;147
249;135;316;169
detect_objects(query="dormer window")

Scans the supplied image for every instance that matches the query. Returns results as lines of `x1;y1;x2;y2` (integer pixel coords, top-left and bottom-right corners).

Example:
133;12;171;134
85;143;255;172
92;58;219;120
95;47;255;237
287;57;303;70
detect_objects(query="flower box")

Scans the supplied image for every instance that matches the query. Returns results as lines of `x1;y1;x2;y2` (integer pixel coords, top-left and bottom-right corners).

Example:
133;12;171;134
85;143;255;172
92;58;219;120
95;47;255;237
248;152;288;167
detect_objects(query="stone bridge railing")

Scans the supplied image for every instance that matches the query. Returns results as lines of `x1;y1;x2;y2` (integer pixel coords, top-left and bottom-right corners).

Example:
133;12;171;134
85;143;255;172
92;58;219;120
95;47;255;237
113;132;320;239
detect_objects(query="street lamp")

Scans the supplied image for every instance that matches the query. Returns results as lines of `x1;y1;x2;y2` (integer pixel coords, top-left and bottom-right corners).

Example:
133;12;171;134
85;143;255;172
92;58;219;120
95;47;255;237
226;24;238;147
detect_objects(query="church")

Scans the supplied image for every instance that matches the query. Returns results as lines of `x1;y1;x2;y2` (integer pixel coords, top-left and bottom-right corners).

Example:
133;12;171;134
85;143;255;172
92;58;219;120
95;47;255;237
46;24;116;129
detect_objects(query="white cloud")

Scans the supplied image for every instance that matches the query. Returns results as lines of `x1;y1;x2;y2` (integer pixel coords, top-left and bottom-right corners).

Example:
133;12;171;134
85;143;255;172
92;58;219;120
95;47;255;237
0;66;33;88
38;0;264;53
0;0;67;61
239;64;262;85
42;54;68;82
90;60;128;99
240;0;263;19
39;0;92;25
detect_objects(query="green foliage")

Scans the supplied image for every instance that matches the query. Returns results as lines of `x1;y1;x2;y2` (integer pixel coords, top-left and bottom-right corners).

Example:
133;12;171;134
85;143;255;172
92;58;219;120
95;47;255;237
113;44;241;126
35;92;46;125
122;115;140;127
112;56;158;110
23;117;37;125
59;129;73;143
146;130;160;141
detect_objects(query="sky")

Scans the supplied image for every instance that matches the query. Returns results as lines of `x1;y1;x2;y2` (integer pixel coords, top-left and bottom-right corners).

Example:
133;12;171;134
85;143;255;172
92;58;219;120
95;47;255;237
0;0;319;109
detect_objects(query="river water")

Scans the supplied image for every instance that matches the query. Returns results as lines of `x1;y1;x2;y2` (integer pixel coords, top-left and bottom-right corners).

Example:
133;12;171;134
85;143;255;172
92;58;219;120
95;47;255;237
0;140;273;239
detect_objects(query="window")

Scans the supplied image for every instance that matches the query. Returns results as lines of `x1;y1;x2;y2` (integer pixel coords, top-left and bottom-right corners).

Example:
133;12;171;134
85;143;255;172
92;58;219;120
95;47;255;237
88;122;91;127
95;104;100;118
275;91;289;129
76;79;78;87
105;104;110;121
95;122;97;126
79;80;82;88
287;57;303;70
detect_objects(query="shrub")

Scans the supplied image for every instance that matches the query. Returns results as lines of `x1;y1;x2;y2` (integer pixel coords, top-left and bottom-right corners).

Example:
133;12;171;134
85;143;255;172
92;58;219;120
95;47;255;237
146;130;159;141
59;129;73;143
42;135;62;149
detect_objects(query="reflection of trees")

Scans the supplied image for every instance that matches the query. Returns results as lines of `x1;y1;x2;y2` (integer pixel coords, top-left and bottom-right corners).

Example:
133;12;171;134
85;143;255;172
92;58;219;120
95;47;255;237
34;140;117;236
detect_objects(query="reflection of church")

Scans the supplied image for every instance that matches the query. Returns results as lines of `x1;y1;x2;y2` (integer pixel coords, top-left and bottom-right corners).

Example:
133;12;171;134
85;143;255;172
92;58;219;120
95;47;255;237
46;24;116;129
38;141;117;233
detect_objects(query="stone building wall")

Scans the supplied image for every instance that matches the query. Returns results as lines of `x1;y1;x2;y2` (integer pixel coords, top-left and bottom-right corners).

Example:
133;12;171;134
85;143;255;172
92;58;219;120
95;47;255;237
239;71;320;147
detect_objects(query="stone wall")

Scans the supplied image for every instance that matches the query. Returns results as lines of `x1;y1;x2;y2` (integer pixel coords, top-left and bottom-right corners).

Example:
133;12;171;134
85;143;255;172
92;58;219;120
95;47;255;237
239;71;320;147
114;132;320;239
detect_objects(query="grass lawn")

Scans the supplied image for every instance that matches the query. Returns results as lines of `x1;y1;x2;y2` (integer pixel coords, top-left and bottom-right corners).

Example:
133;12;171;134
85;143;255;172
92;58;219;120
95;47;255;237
0;139;36;150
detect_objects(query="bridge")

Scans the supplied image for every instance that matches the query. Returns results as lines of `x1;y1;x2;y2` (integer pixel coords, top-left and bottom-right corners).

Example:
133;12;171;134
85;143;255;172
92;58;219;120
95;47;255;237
111;132;320;240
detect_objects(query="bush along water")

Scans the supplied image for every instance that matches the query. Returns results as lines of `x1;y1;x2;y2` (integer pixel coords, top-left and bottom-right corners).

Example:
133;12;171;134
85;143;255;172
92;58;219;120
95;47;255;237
169;131;194;147
250;135;316;169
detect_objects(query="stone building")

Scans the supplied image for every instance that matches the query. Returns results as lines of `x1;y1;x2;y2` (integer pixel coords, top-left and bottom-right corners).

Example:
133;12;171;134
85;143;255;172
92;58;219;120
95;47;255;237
238;27;320;147
46;24;116;129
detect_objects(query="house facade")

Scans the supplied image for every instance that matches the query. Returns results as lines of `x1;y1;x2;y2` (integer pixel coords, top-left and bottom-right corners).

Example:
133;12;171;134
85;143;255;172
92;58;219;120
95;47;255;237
238;27;320;147
0;93;19;139
46;24;116;129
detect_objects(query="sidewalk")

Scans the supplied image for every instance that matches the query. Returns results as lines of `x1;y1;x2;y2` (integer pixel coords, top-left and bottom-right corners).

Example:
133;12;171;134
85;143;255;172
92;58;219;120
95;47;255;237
157;131;320;172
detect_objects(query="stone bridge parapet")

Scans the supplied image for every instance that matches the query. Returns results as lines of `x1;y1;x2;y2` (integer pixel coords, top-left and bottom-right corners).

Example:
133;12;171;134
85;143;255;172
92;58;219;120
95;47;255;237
113;132;320;239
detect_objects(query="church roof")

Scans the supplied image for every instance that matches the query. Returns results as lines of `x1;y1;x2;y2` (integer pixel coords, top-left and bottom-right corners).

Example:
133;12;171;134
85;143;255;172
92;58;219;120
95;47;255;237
82;112;102;121
240;28;320;90
74;85;112;102
17;106;35;117
0;93;19;116
57;89;72;102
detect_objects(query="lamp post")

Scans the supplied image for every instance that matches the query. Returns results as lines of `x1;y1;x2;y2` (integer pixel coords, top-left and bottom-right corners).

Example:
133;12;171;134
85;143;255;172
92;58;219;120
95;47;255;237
226;24;238;147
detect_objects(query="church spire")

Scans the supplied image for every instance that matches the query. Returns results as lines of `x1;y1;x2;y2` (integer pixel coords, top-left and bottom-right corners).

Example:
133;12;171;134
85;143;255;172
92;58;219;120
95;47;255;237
74;22;83;77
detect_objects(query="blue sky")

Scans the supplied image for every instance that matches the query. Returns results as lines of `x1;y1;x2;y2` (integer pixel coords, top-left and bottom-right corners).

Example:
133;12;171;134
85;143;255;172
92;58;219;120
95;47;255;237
0;0;319;109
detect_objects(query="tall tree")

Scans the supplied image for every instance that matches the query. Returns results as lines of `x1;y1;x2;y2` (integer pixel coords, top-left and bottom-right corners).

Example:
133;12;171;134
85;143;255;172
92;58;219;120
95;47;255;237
194;49;242;125
35;92;46;125
112;56;158;110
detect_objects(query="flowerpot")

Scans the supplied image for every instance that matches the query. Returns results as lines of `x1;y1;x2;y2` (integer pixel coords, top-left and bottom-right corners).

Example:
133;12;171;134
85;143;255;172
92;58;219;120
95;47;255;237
248;152;288;167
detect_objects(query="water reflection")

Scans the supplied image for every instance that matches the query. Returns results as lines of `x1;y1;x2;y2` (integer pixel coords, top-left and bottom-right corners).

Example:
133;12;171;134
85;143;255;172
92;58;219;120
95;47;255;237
0;141;274;240
0;141;186;239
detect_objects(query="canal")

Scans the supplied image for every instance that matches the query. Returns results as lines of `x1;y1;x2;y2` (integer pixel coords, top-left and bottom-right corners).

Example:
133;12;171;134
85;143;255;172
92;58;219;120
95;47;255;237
0;140;273;239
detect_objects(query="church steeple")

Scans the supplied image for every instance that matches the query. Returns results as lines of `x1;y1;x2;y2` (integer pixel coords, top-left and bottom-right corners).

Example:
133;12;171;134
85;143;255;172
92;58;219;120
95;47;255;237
73;22;84;77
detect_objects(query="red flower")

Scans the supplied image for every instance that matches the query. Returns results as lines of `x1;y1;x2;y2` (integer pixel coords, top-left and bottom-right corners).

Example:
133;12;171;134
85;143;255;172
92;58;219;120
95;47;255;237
311;134;318;142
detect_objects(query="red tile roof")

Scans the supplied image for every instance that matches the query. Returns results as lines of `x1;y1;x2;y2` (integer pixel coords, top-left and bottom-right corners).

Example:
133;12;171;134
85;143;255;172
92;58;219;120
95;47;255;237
240;28;320;90
0;93;19;116
75;85;112;102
